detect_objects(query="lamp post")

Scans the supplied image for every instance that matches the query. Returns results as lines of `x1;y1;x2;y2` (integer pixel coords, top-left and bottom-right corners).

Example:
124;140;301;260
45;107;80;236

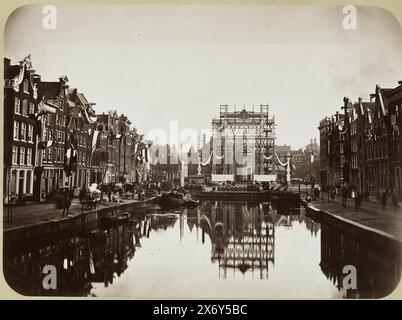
285;152;291;186
100;162;112;201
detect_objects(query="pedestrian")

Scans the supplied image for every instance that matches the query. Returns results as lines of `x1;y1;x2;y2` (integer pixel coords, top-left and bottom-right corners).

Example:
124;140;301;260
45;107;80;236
108;187;112;202
62;189;72;216
381;189;388;210
330;186;335;200
357;191;363;210
341;183;347;208
351;187;359;212
392;189;399;212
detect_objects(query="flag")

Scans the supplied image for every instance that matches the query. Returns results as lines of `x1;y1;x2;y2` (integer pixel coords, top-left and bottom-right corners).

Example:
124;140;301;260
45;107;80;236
64;134;78;176
359;100;365;116
91;130;99;156
38;140;53;150
142;147;146;163
38;128;54;149
377;86;388;116
145;146;150;163
368;110;373;124
119;134;125;147
310;154;314;163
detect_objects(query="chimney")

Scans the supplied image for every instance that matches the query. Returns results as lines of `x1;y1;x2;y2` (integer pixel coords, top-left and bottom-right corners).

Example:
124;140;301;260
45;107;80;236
370;94;375;103
343;97;349;107
398;81;402;86
358;97;362;104
4;57;10;68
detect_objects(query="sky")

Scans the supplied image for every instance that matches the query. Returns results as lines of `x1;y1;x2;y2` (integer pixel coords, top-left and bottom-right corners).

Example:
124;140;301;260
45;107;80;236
5;4;402;150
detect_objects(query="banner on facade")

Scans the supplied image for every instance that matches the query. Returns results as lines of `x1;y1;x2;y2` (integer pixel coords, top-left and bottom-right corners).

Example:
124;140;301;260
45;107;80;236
211;174;234;182
253;175;276;182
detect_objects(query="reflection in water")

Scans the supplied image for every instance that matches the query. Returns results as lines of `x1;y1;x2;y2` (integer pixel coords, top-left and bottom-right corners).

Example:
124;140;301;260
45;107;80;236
320;224;401;298
3;201;401;298
200;202;274;279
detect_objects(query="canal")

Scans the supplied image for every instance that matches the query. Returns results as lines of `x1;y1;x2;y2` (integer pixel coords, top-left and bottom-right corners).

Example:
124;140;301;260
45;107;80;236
3;201;401;298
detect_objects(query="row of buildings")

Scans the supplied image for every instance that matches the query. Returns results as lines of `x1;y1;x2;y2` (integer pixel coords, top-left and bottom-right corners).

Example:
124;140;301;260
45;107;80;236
4;55;152;203
319;81;402;200
275;138;320;183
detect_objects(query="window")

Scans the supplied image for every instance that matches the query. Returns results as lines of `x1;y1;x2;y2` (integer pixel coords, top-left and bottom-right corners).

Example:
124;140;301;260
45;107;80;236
23;79;29;93
42;150;47;163
12;146;18;164
61;132;65;144
22;99;28;116
47;148;52;161
14;98;21;114
28;124;33;142
29;102;35;115
26;148;32;166
4;79;12;88
19;147;25;165
13;121;19;140
20;123;27;141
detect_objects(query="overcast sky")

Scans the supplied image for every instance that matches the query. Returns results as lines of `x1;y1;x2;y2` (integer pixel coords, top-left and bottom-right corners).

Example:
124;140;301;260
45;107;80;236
5;5;402;149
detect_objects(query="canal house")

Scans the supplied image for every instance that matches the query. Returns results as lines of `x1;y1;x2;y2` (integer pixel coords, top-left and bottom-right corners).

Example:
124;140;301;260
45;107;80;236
4;56;40;202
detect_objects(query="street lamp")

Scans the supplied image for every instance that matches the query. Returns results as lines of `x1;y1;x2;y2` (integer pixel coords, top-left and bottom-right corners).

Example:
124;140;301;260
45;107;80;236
285;152;291;186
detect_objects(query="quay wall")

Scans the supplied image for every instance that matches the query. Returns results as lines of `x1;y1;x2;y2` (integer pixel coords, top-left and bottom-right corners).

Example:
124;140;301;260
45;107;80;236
303;201;401;258
4;199;157;249
191;191;269;201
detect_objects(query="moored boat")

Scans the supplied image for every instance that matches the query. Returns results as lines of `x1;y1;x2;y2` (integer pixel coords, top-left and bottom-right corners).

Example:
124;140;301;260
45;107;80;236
101;212;131;226
157;192;200;209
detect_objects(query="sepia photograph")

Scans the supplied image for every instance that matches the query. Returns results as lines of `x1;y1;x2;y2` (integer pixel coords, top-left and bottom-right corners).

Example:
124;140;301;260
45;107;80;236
2;3;402;300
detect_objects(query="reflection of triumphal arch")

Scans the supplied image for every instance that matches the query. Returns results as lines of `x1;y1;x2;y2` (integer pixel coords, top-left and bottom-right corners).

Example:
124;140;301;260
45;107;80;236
200;202;275;279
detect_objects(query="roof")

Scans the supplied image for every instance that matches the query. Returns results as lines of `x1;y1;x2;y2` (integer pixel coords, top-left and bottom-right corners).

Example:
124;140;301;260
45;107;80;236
38;81;62;100
4;63;20;79
76;92;90;106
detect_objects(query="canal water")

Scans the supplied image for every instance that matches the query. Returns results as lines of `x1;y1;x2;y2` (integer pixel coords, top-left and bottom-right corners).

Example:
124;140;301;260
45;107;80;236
3;201;401;298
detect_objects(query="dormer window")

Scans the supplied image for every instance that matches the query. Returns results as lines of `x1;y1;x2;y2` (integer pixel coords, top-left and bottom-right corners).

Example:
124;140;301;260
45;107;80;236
23;79;29;93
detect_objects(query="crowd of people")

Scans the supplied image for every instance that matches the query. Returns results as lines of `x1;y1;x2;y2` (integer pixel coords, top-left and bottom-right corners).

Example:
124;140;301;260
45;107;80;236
318;182;400;212
56;179;401;216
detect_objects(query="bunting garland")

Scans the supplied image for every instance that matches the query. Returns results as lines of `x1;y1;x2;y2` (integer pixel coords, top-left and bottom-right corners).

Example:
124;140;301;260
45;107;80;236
275;152;290;167
200;152;213;166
